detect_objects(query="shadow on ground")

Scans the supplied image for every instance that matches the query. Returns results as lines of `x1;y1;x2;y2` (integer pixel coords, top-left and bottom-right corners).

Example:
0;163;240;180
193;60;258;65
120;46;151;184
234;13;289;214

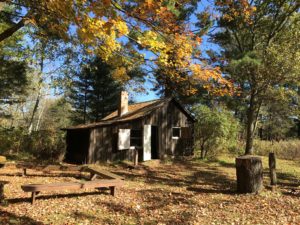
7;190;110;204
0;209;43;225
115;160;236;194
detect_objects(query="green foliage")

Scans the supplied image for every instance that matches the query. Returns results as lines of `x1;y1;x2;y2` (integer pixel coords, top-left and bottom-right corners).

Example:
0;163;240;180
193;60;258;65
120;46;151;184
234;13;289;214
0;128;24;154
0;10;29;117
39;97;72;130
0;128;66;161
258;87;299;140
193;105;241;159
0;97;71;161
0;58;28;102
68;57;124;124
22;130;66;161
212;2;300;154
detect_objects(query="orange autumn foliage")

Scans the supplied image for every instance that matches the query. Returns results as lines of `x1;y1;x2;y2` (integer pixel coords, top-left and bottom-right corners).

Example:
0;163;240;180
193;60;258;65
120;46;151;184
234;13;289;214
1;0;253;95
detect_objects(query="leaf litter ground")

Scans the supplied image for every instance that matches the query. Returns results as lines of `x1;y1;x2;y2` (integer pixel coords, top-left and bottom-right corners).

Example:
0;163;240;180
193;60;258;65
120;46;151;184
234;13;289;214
0;156;299;225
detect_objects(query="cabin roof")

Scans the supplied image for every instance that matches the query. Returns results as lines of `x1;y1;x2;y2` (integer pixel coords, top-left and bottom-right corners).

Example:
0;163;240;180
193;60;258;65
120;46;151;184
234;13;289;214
64;98;195;130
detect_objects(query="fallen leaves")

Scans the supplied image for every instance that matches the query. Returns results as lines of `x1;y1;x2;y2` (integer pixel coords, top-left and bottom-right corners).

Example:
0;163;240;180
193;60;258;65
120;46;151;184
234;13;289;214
0;160;299;224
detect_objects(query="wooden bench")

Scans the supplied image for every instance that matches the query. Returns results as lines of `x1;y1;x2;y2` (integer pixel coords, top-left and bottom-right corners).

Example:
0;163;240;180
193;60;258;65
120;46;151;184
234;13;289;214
21;179;123;204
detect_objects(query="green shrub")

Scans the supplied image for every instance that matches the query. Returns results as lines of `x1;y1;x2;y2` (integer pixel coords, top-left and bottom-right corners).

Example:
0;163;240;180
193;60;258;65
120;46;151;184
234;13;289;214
254;139;300;160
0;128;66;162
0;128;25;154
193;105;241;159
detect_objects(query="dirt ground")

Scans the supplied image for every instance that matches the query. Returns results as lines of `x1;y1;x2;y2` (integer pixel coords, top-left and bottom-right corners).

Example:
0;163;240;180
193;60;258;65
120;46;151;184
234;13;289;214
0;157;300;225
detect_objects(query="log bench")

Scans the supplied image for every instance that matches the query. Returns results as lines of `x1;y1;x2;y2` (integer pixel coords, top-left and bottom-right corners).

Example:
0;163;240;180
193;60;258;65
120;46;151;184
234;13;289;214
21;179;123;204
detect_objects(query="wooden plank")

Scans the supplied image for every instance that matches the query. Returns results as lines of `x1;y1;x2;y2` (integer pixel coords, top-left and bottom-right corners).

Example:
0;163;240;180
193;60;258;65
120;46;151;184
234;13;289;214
82;167;124;180
16;163;83;172
21;179;123;192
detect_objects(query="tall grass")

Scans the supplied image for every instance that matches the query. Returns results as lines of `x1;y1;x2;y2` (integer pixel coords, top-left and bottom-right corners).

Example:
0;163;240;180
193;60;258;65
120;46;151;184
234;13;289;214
254;139;300;160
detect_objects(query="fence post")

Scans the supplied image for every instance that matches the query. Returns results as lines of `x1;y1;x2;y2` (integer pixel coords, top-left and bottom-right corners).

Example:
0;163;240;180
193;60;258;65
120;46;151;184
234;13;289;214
269;152;277;190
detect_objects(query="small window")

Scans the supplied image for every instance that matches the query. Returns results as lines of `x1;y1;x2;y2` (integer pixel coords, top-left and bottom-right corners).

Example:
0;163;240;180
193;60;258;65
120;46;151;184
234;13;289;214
130;129;142;147
172;127;181;139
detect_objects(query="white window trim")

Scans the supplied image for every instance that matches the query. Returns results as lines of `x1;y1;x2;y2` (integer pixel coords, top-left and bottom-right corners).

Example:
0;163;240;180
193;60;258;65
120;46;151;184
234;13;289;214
172;127;181;139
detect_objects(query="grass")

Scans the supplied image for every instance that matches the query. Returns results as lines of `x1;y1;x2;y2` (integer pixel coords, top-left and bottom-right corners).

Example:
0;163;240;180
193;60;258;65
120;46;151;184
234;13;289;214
0;155;299;224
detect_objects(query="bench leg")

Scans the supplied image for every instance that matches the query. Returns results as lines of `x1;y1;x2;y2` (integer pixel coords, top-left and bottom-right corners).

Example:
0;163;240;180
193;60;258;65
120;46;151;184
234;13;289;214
0;183;5;203
23;168;27;176
31;192;36;204
109;186;116;196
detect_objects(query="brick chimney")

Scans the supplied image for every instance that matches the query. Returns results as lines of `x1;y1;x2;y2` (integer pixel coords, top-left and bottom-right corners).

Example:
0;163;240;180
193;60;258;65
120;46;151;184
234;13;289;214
118;91;128;116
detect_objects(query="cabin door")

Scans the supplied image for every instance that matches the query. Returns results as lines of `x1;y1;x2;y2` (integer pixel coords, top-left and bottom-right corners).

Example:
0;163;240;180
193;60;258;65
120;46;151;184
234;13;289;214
143;125;151;161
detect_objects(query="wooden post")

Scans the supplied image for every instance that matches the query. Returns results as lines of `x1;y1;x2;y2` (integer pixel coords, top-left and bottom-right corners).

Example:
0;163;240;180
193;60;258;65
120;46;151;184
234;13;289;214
134;148;138;167
23;168;27;176
31;192;36;204
269;152;277;188
236;155;263;193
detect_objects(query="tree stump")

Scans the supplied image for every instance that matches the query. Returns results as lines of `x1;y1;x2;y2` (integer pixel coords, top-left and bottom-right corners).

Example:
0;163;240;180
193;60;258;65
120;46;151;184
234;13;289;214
236;155;263;193
269;152;277;188
0;156;6;168
0;156;6;163
0;181;9;203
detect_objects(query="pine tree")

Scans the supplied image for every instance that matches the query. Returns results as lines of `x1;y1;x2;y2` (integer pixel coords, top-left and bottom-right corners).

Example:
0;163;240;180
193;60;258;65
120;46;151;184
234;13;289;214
68;57;123;124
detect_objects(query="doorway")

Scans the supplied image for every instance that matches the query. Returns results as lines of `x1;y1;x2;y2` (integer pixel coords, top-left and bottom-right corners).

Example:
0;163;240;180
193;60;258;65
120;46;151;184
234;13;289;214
151;126;159;159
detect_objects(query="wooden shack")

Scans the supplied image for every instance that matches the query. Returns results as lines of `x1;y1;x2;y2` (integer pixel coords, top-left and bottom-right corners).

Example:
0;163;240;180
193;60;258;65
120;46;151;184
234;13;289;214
64;92;195;164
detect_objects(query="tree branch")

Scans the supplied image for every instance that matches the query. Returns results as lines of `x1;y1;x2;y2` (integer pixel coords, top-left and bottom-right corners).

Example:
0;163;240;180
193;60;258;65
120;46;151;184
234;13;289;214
0;15;28;42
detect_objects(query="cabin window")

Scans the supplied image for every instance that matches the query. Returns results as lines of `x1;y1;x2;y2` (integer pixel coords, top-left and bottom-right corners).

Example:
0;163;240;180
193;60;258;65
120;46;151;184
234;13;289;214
172;127;181;139
118;129;142;150
130;129;142;147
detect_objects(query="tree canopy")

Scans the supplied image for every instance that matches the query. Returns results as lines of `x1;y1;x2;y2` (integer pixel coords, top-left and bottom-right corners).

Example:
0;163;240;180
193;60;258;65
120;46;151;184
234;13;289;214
212;0;300;154
0;0;236;95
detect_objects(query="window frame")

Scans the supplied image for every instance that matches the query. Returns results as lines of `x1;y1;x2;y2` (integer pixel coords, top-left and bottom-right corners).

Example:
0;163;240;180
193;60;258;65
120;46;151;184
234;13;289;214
172;127;181;139
130;129;142;147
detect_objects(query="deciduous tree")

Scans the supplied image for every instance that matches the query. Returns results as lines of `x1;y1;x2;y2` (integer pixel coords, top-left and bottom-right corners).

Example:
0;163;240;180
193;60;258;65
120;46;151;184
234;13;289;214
0;0;234;94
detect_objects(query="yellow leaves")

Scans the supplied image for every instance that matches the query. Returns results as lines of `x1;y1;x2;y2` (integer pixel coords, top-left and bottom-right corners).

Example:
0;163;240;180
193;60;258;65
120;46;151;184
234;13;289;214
114;19;129;36
145;0;154;8
77;16;129;61
112;67;130;82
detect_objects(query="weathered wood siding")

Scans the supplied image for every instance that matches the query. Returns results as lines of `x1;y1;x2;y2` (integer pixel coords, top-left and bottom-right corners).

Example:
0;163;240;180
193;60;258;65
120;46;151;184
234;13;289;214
142;99;194;158
66;99;194;163
88;119;143;163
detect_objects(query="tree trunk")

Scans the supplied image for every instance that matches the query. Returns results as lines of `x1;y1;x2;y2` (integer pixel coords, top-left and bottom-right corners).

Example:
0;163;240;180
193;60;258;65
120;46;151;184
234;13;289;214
200;143;205;159
269;152;277;186
28;95;40;134
245;93;262;155
245;94;256;155
28;41;45;134
236;155;263;193
0;17;26;42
